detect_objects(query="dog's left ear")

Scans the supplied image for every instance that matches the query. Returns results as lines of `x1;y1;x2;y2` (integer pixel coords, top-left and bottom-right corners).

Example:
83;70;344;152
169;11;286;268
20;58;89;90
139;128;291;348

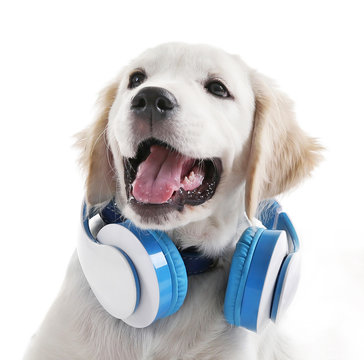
245;71;323;219
77;80;119;208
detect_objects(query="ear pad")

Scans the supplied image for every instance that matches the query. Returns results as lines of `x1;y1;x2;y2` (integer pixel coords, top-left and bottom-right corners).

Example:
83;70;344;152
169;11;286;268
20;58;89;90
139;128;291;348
224;228;289;332
147;229;188;317
224;227;264;326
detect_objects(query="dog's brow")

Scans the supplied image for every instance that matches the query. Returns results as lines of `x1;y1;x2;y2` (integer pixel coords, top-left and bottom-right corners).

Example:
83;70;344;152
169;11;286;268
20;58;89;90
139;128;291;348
129;67;146;75
206;73;228;84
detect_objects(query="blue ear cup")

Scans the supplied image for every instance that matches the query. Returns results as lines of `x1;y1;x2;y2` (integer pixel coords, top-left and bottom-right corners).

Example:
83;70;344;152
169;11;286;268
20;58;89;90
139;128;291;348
124;221;188;318
224;200;300;332
151;233;188;317
224;228;289;331
224;227;263;326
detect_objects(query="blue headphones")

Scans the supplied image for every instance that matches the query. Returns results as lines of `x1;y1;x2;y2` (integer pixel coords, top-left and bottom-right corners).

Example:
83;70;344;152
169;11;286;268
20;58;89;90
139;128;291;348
78;199;300;331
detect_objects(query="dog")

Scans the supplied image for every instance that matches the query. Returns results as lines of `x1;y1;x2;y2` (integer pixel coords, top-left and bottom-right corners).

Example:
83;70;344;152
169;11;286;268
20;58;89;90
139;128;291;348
24;42;321;360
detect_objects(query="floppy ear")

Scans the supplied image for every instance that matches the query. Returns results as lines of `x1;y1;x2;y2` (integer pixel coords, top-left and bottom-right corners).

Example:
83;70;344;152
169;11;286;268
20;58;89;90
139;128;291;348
245;71;323;219
77;80;119;208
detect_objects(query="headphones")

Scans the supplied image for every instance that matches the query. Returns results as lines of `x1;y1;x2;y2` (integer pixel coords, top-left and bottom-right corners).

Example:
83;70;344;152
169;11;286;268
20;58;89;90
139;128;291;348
78;199;300;331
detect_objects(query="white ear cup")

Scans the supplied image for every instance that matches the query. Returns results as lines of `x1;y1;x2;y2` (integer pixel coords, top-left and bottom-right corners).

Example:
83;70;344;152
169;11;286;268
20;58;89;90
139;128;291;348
271;252;301;322
95;224;169;328
77;234;139;319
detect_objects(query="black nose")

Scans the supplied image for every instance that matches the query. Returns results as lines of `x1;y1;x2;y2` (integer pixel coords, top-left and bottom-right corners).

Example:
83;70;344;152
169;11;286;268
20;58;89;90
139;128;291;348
130;87;177;121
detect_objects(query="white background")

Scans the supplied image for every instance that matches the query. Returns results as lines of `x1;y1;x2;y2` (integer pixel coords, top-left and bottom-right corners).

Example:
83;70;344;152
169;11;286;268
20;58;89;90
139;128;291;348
1;1;363;359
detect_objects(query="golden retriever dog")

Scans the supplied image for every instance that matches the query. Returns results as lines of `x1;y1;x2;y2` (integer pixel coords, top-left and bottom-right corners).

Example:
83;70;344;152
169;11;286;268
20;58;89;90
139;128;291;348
24;43;321;360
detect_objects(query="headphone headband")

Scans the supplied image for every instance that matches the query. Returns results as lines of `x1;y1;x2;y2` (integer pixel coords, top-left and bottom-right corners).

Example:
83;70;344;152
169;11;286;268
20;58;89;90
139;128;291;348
257;199;299;251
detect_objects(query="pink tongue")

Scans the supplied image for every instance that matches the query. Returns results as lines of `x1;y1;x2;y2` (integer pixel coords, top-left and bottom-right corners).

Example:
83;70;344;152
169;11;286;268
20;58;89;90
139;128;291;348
132;145;202;204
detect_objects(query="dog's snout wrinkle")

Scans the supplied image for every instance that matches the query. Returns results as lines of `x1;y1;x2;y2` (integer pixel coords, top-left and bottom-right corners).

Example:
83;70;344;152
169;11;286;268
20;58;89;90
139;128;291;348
131;86;177;122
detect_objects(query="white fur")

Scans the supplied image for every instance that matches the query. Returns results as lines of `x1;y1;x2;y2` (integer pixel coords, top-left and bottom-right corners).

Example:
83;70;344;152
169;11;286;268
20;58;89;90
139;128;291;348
24;43;319;360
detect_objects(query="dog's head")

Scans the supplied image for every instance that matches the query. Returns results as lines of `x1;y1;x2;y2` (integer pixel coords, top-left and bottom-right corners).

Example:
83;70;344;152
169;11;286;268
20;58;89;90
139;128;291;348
78;43;321;254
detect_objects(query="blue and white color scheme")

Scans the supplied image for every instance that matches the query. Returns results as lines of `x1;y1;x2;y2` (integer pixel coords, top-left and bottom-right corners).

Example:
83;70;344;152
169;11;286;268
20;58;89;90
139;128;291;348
224;199;301;332
79;204;188;328
78;199;300;331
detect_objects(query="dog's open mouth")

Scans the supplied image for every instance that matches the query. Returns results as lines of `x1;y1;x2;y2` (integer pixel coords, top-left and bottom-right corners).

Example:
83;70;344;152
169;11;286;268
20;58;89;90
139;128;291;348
124;138;222;214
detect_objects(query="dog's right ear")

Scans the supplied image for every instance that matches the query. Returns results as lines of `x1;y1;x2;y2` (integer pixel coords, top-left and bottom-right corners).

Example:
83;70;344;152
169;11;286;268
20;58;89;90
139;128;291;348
245;71;323;219
76;80;120;209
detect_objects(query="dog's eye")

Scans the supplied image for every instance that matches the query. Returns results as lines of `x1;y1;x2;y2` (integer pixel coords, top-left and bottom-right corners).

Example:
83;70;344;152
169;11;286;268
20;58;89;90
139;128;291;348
128;71;146;89
205;81;230;98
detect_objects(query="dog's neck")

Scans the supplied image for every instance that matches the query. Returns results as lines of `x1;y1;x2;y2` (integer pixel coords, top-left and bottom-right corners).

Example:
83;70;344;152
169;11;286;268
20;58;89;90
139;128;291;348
166;190;250;258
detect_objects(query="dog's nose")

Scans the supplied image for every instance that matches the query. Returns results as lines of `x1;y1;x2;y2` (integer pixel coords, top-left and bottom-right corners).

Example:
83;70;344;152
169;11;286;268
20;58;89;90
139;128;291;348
130;87;177;121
